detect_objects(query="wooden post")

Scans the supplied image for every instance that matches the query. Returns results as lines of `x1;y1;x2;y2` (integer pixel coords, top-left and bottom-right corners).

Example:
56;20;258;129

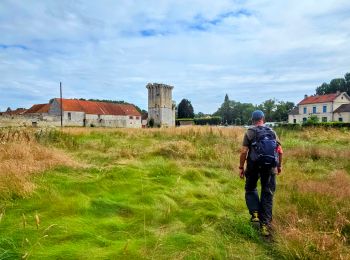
60;82;63;128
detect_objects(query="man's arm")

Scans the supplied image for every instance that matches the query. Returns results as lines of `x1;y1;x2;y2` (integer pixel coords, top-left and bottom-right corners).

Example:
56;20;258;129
277;145;283;174
239;146;249;179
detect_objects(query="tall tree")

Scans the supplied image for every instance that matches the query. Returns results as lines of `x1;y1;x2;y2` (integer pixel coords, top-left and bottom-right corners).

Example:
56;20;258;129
316;73;350;96
213;95;255;125
177;99;194;118
224;94;229;102
259;99;276;122
274;101;295;121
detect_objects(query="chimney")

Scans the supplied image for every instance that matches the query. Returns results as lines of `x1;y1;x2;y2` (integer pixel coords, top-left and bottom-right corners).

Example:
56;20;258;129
304;94;308;99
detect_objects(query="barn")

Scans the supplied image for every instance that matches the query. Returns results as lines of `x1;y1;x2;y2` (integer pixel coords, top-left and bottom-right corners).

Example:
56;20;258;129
25;98;142;128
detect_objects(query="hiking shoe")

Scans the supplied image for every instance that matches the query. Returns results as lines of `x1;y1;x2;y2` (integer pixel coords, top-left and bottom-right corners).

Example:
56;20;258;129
261;224;270;236
251;211;259;222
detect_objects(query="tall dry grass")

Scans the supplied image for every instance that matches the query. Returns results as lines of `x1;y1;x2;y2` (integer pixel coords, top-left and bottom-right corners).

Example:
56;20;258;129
0;128;77;199
62;125;245;141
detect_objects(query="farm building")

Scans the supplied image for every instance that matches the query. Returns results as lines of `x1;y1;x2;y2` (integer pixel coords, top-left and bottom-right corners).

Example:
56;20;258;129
25;98;142;128
0;107;27;117
288;91;350;123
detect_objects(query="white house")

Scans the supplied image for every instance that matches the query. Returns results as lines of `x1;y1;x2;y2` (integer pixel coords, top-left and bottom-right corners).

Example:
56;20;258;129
288;92;350;123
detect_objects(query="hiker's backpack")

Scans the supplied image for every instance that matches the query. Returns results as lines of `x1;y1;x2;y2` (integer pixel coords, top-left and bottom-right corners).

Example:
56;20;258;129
249;126;279;168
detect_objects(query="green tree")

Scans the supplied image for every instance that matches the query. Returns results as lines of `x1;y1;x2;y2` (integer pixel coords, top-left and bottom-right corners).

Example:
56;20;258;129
258;99;276;122
306;115;319;124
224;94;229;102
148;118;154;128
214;94;233;124
177;99;194;118
274;101;295;122
213;95;255;125
316;73;350;96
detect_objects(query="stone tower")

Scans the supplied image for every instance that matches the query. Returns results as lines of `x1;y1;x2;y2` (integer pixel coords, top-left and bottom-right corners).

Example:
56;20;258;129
146;83;175;127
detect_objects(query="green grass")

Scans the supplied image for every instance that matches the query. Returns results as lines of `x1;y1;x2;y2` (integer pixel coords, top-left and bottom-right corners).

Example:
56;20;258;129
0;127;349;259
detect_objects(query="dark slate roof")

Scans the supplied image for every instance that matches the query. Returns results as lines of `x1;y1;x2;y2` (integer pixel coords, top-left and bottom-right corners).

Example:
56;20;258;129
333;104;350;113
289;107;299;115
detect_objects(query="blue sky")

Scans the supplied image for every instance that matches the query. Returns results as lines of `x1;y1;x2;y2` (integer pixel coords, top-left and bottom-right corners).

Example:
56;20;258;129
1;0;350;113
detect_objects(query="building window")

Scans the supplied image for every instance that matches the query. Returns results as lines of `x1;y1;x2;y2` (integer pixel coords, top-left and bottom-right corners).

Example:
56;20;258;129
339;118;343;122
303;117;307;122
68;112;71;120
129;116;133;119
323;105;327;113
136;116;140;120
322;117;327;122
303;107;307;114
293;119;296;124
312;106;316;114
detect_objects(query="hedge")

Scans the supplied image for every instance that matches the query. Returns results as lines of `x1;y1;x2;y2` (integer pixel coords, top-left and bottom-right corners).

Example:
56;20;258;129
176;117;222;126
302;122;350;128
194;117;222;125
278;122;350;129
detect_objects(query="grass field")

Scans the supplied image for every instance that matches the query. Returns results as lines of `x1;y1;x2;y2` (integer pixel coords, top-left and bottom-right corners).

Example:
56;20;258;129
0;126;349;259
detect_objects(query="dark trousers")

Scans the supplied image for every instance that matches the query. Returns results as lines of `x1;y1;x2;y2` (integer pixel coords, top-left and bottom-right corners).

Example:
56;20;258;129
245;165;276;225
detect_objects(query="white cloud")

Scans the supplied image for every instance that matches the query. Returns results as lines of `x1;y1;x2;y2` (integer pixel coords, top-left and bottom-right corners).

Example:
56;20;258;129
1;0;350;113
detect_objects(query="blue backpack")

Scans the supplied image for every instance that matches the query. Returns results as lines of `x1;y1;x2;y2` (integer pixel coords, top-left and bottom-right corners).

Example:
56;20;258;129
249;126;278;168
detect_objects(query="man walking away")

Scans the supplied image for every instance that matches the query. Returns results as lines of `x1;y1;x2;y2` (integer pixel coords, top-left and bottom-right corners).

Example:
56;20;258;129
238;110;283;236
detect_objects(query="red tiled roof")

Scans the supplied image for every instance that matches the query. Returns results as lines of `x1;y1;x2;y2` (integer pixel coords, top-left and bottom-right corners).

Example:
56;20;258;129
298;93;339;105
55;99;141;116
25;104;50;114
2;108;27;115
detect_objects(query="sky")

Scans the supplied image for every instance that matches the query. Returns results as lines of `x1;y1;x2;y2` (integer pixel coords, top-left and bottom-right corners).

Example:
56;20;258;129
1;0;350;113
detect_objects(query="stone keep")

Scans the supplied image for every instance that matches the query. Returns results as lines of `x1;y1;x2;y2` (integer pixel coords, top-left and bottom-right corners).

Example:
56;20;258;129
146;83;175;127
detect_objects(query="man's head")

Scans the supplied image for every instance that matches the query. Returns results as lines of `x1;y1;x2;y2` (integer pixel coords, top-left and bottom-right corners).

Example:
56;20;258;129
251;110;265;124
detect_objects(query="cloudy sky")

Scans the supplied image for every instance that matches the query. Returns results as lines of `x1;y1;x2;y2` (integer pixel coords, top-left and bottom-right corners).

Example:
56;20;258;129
1;0;349;113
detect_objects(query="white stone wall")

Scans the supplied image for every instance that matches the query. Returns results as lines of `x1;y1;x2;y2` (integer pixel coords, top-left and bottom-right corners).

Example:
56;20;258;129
64;111;85;126
84;114;141;128
333;93;350;110
0;115;62;127
298;102;333;121
334;112;350;122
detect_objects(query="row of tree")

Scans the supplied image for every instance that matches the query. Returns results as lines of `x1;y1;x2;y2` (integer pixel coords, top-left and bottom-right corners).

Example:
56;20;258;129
176;72;350;125
177;94;295;125
212;95;294;125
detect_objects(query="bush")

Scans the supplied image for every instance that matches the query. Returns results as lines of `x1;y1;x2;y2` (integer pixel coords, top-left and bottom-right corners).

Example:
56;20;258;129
278;124;303;130
194;117;222;126
176;117;222;126
303;122;350;128
148;118;154;128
